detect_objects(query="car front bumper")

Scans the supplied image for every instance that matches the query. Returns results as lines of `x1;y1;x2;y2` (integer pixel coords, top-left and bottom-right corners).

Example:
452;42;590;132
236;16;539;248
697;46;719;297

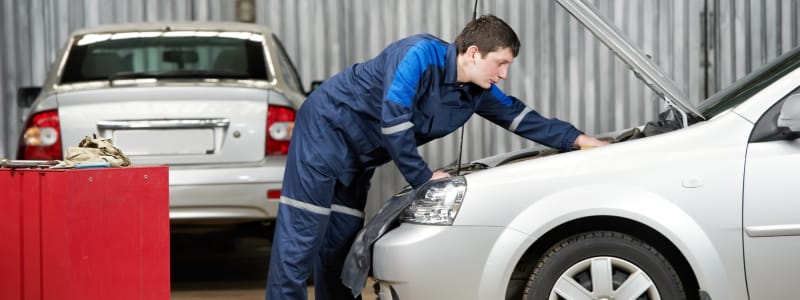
372;223;528;300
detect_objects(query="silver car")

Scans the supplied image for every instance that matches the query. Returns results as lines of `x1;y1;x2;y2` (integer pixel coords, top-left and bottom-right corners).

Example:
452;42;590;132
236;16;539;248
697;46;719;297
371;1;800;299
17;22;306;233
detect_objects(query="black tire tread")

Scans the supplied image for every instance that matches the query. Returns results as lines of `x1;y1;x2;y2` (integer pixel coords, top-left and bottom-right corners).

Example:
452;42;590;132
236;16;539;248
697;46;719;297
522;230;685;299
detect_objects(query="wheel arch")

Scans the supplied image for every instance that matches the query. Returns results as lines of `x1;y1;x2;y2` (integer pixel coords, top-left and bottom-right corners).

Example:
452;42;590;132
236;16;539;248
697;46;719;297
504;216;700;300
471;184;737;299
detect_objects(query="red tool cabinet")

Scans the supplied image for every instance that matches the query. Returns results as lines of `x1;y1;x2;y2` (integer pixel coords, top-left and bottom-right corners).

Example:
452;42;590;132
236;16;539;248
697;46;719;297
0;166;169;300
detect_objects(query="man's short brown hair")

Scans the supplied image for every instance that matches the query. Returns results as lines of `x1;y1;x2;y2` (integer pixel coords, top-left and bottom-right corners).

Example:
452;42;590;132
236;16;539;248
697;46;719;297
455;14;520;57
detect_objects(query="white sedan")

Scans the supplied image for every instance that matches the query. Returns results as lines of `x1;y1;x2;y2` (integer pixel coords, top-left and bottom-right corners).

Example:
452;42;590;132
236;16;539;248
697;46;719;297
370;1;800;299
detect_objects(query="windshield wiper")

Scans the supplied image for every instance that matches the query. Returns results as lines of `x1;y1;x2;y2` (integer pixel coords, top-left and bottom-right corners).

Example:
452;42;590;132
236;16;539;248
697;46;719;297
154;69;247;78
106;70;251;83
107;72;159;81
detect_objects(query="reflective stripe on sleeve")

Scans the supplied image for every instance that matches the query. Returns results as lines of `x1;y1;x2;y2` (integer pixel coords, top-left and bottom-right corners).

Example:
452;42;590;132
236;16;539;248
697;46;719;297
381;121;414;135
280;196;331;215
331;204;365;219
509;106;533;132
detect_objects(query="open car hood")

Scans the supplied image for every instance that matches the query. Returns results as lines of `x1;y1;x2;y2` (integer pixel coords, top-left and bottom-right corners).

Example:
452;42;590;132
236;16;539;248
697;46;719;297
556;0;705;126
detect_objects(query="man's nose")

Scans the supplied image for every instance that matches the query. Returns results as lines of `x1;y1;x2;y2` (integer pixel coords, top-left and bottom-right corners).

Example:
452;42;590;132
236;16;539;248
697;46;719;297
498;66;508;79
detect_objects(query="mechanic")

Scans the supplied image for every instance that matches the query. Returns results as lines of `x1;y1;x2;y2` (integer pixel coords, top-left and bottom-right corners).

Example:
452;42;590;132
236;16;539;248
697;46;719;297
266;14;609;300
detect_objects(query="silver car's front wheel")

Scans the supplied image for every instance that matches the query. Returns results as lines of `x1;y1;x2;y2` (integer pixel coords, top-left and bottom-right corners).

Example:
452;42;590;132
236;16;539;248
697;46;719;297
523;231;685;300
551;256;659;299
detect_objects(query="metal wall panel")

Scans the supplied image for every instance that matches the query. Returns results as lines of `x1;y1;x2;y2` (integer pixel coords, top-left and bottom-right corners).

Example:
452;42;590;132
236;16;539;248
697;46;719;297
709;0;800;94
3;0;800;215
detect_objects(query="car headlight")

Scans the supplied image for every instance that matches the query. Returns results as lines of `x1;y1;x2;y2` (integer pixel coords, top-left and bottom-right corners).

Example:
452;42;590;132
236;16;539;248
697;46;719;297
401;176;467;225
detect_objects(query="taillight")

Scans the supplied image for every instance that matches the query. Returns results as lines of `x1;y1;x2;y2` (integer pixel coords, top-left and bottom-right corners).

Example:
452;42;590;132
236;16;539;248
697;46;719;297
17;109;62;160
267;189;281;200
266;105;295;155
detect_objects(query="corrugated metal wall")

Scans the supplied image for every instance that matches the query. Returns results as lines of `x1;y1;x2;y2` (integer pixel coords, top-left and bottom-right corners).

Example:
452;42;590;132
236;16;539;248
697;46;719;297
2;0;799;214
709;0;800;94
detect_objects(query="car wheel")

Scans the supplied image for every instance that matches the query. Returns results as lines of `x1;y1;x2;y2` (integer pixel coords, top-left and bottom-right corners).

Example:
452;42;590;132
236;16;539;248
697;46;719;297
523;231;685;300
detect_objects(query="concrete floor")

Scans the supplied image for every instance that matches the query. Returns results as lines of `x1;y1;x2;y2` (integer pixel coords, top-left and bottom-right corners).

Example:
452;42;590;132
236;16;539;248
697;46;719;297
169;233;378;300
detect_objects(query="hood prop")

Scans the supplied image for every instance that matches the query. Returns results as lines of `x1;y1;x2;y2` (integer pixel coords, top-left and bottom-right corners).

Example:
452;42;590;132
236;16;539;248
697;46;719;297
455;0;480;176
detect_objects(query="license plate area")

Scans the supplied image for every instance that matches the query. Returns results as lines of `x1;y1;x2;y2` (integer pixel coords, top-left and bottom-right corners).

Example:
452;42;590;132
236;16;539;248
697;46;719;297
113;129;216;155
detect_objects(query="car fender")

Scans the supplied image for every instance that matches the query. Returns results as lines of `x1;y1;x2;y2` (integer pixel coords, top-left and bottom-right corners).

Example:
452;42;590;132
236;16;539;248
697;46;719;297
476;184;742;300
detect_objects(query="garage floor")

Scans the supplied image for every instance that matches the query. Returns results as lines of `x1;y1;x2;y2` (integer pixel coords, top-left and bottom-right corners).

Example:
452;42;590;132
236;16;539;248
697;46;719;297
169;232;378;300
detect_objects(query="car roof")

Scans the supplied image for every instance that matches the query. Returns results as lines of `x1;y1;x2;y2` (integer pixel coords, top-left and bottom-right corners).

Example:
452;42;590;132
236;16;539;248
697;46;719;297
70;21;275;36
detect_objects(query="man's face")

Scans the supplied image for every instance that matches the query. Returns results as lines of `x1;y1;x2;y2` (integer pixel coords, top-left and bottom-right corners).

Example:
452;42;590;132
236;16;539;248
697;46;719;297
472;47;514;89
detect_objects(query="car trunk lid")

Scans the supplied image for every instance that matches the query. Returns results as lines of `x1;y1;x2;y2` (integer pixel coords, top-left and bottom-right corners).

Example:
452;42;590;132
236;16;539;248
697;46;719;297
56;85;269;165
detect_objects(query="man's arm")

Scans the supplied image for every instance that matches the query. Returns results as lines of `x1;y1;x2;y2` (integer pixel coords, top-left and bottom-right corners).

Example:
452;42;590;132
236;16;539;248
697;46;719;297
380;44;443;188
475;85;585;151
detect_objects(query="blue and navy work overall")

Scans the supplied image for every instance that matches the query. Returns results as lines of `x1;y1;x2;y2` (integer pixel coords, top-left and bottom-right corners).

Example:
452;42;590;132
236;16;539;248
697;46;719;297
265;34;582;300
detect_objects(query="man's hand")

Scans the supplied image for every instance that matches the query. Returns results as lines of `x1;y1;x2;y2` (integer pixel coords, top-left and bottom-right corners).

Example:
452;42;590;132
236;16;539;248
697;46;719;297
430;171;451;181
573;134;610;149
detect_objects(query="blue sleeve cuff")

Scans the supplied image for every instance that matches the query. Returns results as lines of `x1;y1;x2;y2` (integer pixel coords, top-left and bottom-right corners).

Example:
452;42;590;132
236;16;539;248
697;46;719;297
409;168;433;189
560;127;584;151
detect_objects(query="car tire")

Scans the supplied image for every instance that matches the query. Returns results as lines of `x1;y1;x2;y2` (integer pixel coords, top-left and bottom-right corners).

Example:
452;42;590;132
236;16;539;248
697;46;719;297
523;231;685;300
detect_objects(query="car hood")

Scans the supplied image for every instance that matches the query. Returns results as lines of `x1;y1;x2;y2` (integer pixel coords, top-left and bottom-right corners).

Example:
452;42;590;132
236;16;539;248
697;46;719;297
556;0;705;125
448;126;632;170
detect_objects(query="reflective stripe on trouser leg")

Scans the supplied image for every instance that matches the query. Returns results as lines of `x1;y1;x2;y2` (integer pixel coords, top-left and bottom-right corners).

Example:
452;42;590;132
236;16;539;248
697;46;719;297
266;179;335;299
314;168;375;300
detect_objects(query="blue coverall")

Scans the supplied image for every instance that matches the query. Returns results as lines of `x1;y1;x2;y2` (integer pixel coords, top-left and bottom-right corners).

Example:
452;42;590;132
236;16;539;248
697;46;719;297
266;34;582;299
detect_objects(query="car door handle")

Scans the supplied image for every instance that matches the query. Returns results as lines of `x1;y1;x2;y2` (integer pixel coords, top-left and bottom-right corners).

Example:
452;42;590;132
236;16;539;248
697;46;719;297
745;224;800;237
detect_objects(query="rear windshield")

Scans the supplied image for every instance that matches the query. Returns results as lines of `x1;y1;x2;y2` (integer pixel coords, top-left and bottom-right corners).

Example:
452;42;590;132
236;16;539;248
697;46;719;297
60;31;270;84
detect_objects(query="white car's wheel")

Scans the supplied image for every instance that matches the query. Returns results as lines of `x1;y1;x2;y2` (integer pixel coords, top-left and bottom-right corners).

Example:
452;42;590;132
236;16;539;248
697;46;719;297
523;231;685;300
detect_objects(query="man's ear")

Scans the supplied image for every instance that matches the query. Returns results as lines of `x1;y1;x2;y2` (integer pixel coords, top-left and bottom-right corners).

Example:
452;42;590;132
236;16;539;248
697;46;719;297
467;45;481;60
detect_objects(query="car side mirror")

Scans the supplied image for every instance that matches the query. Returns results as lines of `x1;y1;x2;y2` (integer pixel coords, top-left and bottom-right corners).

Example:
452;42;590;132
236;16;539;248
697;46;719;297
17;86;42;108
778;94;800;134
308;80;324;95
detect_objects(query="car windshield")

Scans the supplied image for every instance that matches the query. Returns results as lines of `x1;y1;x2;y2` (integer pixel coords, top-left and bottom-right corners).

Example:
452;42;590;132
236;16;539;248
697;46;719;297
696;46;800;119
60;31;270;84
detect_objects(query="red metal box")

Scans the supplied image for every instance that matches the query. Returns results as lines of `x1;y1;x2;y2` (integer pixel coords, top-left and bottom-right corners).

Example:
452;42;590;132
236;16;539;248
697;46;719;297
0;166;169;300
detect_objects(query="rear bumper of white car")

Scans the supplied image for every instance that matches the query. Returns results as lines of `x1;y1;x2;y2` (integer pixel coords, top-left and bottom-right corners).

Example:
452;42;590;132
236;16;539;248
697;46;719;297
167;157;286;224
373;223;528;300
